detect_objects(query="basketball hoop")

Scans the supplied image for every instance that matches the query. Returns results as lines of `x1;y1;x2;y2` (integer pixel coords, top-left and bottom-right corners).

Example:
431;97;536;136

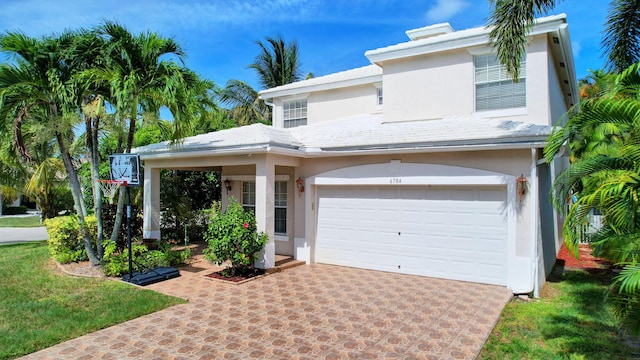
97;180;126;204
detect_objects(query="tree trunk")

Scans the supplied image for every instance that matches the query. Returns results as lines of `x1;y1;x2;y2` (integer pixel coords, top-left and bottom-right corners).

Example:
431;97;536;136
87;110;104;259
56;132;100;266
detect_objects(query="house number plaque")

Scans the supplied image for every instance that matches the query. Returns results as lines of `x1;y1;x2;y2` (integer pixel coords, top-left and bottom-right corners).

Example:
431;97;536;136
390;177;402;184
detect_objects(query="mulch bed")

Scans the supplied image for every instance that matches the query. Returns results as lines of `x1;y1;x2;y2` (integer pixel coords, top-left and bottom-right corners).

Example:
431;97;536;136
53;260;106;278
205;268;265;283
556;243;611;272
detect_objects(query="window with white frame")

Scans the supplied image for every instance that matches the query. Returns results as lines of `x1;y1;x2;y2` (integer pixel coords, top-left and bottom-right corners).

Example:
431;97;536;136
283;99;307;128
377;86;383;106
274;181;287;235
474;53;526;111
242;181;255;213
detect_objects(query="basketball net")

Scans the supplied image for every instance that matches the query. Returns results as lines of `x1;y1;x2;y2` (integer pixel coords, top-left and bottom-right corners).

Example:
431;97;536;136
97;180;126;204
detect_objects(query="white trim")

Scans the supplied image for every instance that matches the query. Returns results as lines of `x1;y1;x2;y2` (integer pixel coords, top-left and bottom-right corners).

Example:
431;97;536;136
365;14;567;64
261;74;382;100
279;93;310;101
406;23;454;40
294;237;310;263
474;107;528;118
466;45;494;56
275;235;289;242
139;140;547;162
530;148;539;297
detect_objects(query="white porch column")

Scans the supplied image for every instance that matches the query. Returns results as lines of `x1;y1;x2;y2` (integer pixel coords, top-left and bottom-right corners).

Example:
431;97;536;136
143;166;161;240
255;156;275;269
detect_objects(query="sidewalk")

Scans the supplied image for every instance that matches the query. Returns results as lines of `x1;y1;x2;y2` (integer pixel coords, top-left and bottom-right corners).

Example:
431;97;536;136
0;214;48;244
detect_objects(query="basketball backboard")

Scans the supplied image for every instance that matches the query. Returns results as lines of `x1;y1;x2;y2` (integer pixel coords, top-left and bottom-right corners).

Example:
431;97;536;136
108;154;141;186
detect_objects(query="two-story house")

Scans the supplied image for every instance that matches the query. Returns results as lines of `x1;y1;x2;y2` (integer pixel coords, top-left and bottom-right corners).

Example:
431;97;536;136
134;14;577;295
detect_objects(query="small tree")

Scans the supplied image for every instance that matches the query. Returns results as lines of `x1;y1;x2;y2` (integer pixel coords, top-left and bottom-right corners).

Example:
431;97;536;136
203;197;268;276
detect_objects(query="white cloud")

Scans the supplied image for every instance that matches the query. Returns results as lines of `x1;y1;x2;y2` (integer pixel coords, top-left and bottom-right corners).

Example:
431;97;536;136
571;41;581;59
0;0;321;37
425;0;469;23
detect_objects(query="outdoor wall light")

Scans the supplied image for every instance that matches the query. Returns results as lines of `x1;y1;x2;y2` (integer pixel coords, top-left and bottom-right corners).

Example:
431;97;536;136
296;177;305;196
516;174;527;202
224;179;232;194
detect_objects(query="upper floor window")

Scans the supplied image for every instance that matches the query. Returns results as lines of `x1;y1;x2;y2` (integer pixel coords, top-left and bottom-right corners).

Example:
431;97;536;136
377;87;383;106
283;99;307;128
474;54;526;111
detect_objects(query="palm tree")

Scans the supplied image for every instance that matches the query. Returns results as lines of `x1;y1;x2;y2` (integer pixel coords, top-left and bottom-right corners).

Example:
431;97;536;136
487;0;640;78
219;79;271;125
545;62;640;333
603;0;640;72
249;35;302;89
88;22;215;242
0;31;101;265
222;35;303;125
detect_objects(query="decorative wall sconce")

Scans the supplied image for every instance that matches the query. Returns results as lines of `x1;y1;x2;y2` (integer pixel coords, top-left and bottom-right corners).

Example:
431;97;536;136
516;174;527;202
223;179;232;194
296;177;305;196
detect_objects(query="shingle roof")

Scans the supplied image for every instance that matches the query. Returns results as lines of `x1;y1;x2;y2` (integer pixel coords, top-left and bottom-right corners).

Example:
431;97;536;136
134;114;552;159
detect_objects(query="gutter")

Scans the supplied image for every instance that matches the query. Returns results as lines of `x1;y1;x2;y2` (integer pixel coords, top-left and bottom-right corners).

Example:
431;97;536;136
530;148;540;297
137;138;548;161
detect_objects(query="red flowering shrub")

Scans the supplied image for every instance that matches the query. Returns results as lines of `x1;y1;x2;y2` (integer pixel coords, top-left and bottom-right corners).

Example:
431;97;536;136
203;197;268;275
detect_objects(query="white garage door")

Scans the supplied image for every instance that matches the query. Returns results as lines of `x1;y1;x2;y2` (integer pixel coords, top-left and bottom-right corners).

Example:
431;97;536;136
315;186;508;285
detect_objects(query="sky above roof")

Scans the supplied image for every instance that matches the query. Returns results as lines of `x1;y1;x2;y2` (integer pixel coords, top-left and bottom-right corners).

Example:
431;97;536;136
1;0;605;92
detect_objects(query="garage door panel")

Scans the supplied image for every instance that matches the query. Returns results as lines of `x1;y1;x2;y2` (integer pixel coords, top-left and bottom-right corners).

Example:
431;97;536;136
316;185;508;286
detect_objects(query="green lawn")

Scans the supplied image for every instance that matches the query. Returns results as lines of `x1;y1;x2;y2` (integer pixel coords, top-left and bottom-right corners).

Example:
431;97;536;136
0;242;185;360
0;216;43;228
479;268;637;360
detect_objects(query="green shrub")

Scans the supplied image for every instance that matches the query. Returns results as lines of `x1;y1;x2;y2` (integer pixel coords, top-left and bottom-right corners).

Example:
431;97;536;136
2;206;28;215
203;197;268;276
101;241;190;277
101;204;142;249
44;215;98;264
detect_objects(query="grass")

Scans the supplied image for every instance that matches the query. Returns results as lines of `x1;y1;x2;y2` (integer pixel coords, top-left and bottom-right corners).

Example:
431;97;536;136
0;216;43;228
0;242;185;360
479;268;638;360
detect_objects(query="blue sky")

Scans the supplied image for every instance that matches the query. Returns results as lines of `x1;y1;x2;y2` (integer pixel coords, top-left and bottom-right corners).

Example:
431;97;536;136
1;0;607;92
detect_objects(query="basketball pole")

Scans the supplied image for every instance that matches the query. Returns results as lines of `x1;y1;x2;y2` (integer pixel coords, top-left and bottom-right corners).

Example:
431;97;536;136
126;184;132;281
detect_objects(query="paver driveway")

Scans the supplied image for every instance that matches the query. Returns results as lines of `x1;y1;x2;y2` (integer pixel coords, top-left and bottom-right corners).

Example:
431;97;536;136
23;264;512;360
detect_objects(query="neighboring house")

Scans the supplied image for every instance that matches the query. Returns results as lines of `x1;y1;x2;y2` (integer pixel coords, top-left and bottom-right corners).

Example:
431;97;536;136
135;14;577;295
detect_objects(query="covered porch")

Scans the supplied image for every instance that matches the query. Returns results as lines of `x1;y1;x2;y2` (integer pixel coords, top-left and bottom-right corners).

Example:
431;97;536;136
140;152;303;270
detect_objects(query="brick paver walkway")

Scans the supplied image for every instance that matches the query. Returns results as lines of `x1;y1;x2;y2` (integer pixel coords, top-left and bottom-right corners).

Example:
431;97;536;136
23;264;512;359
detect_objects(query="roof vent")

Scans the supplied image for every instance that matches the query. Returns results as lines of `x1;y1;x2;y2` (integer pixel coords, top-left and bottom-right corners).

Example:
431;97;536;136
405;23;454;41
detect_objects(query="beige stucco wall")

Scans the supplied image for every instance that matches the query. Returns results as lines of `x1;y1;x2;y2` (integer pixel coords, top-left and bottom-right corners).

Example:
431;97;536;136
382;48;473;121
381;35;555;125
267;34;570;132
270;84;378;127
307;85;379;124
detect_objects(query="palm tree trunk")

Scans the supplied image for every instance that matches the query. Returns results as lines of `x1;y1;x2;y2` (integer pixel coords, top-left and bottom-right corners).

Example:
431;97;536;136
87;111;104;259
56;132;100;266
